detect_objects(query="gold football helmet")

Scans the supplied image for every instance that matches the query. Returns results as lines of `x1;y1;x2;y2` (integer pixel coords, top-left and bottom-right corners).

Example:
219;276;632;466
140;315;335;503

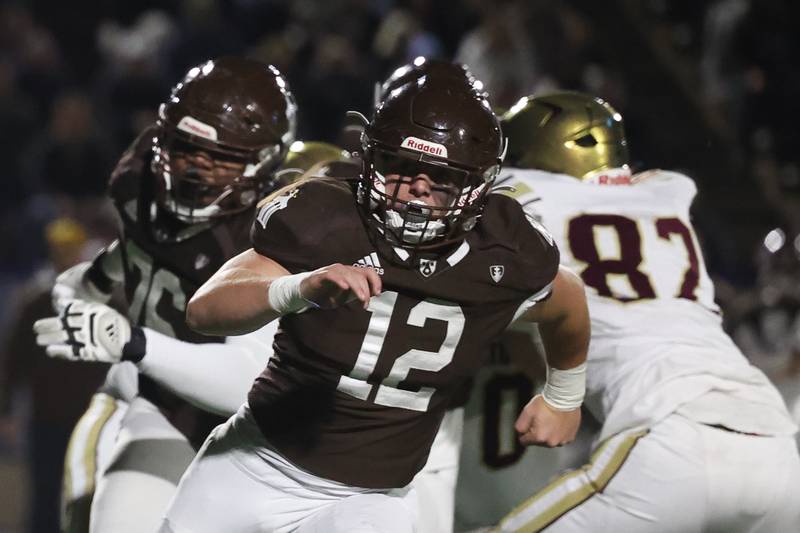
283;141;349;173
502;91;629;180
275;141;351;183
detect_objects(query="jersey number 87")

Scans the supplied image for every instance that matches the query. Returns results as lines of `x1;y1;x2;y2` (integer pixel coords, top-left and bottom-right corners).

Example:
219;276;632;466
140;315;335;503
568;214;701;303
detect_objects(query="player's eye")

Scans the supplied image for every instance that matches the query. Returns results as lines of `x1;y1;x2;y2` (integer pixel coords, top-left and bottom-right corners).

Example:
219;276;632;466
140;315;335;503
375;154;419;178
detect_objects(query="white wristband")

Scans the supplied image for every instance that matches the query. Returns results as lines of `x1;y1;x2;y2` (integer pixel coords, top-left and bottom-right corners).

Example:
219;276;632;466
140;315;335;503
541;362;586;412
267;272;315;315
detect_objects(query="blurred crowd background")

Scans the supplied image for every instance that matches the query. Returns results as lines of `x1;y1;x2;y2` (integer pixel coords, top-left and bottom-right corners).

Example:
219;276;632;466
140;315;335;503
1;0;799;531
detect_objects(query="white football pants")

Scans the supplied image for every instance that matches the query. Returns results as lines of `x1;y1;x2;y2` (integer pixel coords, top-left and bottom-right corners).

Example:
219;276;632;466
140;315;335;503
411;407;464;533
90;396;195;533
160;404;417;533
496;413;800;533
61;362;137;533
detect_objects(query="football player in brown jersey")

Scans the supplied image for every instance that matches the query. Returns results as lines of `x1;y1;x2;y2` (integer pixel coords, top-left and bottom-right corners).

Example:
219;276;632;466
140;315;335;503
33;57;297;533
159;69;591;532
371;58;493;533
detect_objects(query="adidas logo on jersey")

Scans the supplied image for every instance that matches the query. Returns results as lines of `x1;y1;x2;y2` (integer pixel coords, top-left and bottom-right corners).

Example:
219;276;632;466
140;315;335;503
353;252;385;275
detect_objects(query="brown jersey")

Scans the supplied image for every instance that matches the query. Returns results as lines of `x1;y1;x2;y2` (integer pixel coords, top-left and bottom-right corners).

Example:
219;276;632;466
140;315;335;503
107;127;254;445
248;179;559;488
108;126;254;342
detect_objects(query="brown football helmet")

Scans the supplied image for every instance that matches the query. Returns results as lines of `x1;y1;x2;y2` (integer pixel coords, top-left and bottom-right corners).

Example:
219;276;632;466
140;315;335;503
375;57;483;110
153;56;297;223
502;91;629;181
359;73;505;250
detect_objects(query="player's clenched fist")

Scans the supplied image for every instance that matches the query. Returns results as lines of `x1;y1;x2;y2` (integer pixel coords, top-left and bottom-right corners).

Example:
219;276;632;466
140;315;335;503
299;263;382;309
514;394;581;447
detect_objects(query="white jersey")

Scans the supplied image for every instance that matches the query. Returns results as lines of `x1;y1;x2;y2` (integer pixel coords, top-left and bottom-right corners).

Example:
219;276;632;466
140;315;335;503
502;168;797;440
454;328;594;529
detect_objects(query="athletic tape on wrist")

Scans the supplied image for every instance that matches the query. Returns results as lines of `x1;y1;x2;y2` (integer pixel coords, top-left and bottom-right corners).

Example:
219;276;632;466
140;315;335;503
541;362;586;411
267;272;315;315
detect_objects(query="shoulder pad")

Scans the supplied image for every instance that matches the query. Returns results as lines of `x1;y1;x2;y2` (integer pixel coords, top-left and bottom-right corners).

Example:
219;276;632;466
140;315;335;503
633;168;697;206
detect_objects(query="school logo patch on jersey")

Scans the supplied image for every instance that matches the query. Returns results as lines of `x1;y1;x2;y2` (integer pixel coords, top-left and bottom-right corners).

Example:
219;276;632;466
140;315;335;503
419;258;437;278
256;189;299;229
490;265;505;283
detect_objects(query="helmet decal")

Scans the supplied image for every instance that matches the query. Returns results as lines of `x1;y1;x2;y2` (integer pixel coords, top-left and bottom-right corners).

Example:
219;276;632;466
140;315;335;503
177;116;218;142
400;137;448;157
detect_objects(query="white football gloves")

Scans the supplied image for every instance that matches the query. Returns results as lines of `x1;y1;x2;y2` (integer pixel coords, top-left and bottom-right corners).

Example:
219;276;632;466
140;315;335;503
34;300;145;363
51;262;112;313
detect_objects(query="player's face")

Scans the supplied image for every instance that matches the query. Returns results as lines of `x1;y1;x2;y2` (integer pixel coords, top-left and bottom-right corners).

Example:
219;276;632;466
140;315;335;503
169;147;247;205
383;173;458;209
373;151;463;211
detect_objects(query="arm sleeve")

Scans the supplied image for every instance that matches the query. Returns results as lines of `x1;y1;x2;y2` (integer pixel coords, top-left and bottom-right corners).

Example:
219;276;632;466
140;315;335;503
136;320;278;416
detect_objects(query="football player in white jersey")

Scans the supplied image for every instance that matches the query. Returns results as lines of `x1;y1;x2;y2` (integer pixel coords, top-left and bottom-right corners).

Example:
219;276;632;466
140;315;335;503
454;325;597;531
490;92;800;532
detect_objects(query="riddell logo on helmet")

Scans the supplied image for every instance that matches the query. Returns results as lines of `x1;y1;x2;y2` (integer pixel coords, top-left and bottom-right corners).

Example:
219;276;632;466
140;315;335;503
401;137;448;157
177;116;218;141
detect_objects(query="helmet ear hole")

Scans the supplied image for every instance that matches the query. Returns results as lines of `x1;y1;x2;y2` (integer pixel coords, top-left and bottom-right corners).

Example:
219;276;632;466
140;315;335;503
574;134;598;147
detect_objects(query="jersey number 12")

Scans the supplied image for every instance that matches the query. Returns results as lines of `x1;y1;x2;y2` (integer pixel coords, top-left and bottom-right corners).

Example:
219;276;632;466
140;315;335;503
337;291;464;412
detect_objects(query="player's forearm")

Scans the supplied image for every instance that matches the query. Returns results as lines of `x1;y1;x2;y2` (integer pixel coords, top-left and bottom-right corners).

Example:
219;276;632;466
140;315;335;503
187;270;280;336
538;310;589;370
137;324;275;415
187;249;295;336
525;267;590;370
522;267;590;412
